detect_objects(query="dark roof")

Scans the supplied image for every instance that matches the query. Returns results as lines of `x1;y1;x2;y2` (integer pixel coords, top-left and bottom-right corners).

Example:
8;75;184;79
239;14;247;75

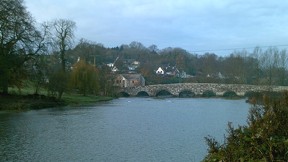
165;66;179;72
121;74;143;80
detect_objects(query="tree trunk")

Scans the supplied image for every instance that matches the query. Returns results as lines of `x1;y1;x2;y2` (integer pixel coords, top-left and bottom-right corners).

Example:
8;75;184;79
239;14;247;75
58;89;64;100
1;83;9;95
0;71;9;95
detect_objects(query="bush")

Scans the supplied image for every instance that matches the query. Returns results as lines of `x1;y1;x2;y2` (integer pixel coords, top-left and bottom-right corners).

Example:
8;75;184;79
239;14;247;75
245;91;283;105
203;92;288;162
244;91;257;98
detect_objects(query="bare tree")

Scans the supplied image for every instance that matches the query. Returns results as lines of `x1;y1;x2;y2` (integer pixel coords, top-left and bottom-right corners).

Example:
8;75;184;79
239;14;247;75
148;44;159;54
52;19;76;71
251;47;263;85
48;19;76;99
279;49;288;85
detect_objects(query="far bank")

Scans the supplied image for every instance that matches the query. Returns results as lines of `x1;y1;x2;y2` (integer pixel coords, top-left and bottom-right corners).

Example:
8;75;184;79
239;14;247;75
0;94;113;111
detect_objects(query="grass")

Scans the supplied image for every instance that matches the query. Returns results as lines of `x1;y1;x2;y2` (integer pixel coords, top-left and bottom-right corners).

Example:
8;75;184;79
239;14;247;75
0;86;113;111
0;94;65;111
8;81;46;95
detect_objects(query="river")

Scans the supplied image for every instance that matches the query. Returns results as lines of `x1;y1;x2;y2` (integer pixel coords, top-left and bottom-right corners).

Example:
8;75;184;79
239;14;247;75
0;98;250;162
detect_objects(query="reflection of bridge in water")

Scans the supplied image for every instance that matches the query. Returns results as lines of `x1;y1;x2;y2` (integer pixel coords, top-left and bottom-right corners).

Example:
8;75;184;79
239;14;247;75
119;83;288;97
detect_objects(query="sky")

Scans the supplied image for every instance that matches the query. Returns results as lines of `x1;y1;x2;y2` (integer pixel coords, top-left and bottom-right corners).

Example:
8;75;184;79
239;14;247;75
25;0;288;55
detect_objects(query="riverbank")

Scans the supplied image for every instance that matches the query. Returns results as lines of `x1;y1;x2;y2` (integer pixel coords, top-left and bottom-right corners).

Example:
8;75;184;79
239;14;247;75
62;94;113;106
2;90;281;111
0;94;113;111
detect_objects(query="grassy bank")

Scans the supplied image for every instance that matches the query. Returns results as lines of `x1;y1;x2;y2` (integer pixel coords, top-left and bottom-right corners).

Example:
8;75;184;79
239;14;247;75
0;94;65;111
0;86;114;111
0;94;113;111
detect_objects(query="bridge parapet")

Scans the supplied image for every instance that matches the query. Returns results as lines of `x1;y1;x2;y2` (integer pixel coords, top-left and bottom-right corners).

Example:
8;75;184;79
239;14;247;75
120;83;288;97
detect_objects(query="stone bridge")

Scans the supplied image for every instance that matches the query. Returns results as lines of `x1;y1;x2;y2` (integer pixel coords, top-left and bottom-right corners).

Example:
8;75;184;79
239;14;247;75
119;83;288;97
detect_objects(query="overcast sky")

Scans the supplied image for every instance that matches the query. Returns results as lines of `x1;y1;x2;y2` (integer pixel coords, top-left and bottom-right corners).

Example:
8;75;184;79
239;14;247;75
25;0;288;55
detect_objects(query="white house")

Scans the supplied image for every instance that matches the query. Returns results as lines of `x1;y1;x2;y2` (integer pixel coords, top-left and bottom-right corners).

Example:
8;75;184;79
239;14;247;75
132;61;140;65
107;63;114;68
111;66;119;72
156;67;165;75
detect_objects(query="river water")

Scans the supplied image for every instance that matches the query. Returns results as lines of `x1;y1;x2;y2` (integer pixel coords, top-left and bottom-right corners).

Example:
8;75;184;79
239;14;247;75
0;98;250;162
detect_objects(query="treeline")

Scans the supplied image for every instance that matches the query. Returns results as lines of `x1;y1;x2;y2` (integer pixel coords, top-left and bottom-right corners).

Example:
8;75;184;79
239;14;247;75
68;40;288;86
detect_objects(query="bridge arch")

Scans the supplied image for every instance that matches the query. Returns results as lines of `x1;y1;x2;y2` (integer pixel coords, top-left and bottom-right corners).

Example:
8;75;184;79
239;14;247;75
223;90;238;98
155;89;173;97
136;91;150;97
202;90;216;97
118;91;130;97
179;90;195;98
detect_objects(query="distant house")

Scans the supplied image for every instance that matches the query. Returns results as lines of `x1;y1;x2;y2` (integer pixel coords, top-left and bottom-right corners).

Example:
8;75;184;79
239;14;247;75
126;60;140;72
218;72;224;79
106;63;119;73
156;67;165;74
114;74;145;88
179;71;188;78
165;66;179;76
107;63;114;68
132;61;140;66
111;66;119;72
128;66;136;71
155;66;180;76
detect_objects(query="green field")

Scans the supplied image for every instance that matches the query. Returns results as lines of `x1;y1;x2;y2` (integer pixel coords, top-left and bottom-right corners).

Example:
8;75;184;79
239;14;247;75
0;86;113;111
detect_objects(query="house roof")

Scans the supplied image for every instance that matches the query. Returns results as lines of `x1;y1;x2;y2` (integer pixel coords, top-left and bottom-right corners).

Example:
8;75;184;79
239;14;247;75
165;66;179;72
121;74;144;80
156;66;179;73
156;67;164;71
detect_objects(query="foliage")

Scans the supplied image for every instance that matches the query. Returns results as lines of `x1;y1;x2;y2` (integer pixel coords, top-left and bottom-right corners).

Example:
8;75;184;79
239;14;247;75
0;0;44;94
44;19;76;99
203;92;288;162
47;69;69;99
27;55;49;94
98;65;116;96
69;59;100;96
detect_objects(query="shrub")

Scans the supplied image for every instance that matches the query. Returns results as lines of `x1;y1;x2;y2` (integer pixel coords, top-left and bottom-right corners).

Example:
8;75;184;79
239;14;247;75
203;92;288;162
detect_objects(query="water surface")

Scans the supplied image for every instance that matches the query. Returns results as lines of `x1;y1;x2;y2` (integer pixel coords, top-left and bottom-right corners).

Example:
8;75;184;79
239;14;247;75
0;98;250;162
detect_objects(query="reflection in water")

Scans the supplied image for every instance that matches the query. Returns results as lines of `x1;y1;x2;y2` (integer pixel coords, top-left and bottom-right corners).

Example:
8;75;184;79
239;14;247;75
0;98;250;161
